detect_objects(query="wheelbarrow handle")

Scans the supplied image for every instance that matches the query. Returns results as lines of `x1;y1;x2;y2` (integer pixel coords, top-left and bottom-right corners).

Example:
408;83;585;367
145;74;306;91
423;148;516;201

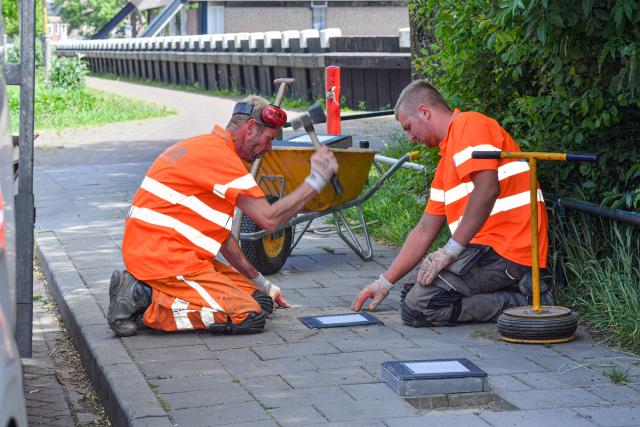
330;175;344;196
566;153;598;162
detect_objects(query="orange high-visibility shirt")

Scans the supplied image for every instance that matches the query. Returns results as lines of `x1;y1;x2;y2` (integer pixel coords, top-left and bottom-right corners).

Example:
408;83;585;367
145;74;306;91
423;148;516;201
425;110;548;268
123;126;264;280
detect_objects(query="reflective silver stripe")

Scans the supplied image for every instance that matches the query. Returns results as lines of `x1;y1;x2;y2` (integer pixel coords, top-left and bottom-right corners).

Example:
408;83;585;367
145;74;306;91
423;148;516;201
453;144;500;167
176;275;224;312
141;177;232;230
445;182;475;205
447;190;544;234
443;162;531;206
490;190;544;216
498;161;529;181
200;307;215;327
429;188;445;203
171;298;194;330
213;174;259;199
128;206;222;256
211;128;230;143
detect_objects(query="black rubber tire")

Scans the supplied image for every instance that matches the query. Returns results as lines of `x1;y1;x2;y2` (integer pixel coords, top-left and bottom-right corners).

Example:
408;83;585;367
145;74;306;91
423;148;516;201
497;311;578;342
240;195;293;275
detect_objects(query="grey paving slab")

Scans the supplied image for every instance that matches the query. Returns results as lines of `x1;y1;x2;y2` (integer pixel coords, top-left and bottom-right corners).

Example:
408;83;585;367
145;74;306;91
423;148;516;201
34;76;640;426
574;406;640;426
385;413;492;427
479;408;596;427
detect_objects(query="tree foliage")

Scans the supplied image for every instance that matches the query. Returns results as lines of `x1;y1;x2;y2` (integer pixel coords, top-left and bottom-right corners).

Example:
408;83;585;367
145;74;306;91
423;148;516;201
411;0;640;210
2;0;46;37
54;0;125;36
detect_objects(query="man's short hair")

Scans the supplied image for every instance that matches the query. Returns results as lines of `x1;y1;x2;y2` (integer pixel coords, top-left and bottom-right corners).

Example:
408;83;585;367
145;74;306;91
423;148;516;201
394;80;451;119
227;95;271;129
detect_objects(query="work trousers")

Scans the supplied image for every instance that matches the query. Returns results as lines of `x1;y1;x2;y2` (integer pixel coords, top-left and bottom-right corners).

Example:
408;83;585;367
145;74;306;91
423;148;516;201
141;260;264;332
401;244;531;327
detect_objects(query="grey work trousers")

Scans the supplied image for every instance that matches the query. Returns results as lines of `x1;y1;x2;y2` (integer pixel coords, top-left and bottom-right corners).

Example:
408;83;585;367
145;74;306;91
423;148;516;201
401;244;532;327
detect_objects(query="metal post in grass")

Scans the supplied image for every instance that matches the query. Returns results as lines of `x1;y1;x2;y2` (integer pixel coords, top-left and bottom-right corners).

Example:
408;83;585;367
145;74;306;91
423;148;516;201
15;0;36;358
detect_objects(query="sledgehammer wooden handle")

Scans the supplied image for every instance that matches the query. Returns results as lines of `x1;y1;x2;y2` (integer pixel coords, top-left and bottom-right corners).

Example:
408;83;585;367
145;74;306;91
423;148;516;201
307;129;344;196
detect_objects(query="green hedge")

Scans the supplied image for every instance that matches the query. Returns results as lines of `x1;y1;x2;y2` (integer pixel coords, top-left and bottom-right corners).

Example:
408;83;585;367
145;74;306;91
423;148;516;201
410;0;640;209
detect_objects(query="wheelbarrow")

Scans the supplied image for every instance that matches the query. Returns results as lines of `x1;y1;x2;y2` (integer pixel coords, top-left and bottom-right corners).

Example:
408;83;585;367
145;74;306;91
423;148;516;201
237;144;421;275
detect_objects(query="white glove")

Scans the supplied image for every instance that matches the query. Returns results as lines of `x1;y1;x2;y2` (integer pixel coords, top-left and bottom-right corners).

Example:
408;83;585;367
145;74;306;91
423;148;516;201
351;274;394;311
416;239;464;286
251;273;290;308
305;146;339;192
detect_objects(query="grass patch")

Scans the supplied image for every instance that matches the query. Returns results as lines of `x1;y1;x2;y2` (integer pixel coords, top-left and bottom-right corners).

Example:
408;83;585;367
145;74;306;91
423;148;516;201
603;365;631;385
95;72;318;111
343;132;449;247
319;246;335;254
8;76;175;132
557;214;640;351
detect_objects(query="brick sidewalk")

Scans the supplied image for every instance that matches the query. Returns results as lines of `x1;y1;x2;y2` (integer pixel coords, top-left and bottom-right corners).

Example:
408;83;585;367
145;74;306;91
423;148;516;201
22;266;109;426
33;78;640;426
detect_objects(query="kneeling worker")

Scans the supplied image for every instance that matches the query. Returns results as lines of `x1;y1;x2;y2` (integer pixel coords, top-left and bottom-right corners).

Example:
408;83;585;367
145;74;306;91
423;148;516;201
109;96;338;336
352;80;553;326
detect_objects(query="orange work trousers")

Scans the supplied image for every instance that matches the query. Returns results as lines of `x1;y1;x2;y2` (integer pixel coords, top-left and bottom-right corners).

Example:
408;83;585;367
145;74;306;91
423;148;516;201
142;260;262;332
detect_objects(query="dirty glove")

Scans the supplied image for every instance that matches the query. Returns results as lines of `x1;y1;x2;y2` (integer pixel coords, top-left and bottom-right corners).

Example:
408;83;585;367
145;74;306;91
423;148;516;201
351;274;394;312
416;239;464;286
306;146;339;192
252;273;291;308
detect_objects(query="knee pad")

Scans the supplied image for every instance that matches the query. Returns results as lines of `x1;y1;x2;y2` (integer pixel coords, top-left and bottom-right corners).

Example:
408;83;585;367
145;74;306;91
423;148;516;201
208;311;266;335
252;290;274;316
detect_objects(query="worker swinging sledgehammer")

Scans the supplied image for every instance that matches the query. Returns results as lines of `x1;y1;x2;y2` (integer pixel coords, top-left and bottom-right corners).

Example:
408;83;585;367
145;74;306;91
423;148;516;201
108;92;339;337
352;80;553;325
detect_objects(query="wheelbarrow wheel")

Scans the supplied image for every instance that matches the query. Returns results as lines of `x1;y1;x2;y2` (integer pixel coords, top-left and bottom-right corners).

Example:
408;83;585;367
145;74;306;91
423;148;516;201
240;195;293;275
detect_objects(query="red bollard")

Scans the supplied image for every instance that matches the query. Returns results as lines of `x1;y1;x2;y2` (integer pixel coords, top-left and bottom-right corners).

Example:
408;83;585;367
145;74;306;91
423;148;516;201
325;65;341;135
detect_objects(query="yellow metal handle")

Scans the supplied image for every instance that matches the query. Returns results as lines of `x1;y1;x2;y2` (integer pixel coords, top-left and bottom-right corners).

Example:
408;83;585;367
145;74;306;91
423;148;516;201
407;151;421;161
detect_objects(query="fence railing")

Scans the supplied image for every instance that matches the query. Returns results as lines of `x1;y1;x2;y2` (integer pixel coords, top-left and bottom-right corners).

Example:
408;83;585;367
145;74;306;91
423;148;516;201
56;29;411;110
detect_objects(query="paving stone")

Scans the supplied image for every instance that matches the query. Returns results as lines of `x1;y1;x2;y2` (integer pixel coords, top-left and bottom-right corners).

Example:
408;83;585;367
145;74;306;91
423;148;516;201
159;383;254;409
312;396;418;421
267;403;327;426
150;373;236;394
341;382;403;401
223;356;318;380
514;369;613;389
385;413;491;427
587;386;640;406
120;332;204;350
328;328;417;352
480;408;595;426
281;367;377;388
131;345;214;363
171;401;271;425
252;341;341;360
137;358;223;379
307;350;392;370
498;388;610;410
199;330;286;351
487;375;532;392
574;406;640;426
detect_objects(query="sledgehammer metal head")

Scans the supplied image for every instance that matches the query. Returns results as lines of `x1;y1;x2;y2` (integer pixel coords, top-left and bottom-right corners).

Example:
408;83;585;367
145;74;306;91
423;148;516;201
289;106;344;196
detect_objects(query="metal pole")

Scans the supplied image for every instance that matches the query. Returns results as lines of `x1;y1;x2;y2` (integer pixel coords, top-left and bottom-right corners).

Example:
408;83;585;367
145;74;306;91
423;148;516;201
529;158;541;312
15;0;36;357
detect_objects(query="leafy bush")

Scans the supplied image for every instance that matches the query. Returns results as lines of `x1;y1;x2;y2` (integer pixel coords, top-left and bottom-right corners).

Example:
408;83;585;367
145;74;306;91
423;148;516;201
410;0;640;209
6;37;43;67
47;56;89;90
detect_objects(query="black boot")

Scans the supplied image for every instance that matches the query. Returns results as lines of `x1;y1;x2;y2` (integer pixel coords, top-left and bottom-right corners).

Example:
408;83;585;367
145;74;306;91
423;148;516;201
208;311;266;335
108;270;152;337
518;273;555;306
252;290;274;316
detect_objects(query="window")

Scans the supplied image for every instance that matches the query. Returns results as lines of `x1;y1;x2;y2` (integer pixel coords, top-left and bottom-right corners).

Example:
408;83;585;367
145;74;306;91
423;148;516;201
311;1;327;30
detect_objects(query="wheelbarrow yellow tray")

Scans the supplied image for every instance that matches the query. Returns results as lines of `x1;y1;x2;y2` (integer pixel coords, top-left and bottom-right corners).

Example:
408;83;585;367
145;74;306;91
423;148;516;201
238;146;420;275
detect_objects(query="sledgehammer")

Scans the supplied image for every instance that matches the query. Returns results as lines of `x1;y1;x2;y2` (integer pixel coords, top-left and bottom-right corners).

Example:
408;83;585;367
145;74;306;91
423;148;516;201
289;104;344;196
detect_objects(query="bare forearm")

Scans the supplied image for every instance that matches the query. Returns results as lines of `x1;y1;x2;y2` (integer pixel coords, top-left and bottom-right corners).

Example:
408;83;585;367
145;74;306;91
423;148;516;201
220;236;258;279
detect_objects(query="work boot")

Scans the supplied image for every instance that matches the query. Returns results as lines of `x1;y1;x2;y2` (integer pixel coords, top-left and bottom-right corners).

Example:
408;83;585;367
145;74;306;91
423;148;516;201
208;311;266;335
252;290;274;316
108;270;152;337
518;272;555;306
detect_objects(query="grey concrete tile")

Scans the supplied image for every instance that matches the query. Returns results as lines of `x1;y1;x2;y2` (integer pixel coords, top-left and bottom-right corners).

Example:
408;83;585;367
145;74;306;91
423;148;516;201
499;388;610;410
267;404;327;426
171;401;271;425
138;359;224;379
587;386;640;406
252;341;341;361
224;356;318;380
479;408;596;427
307;350;392;370
281;367;376;388
574;407;640;427
159;384;254;410
313;396;418;421
199;330;286;351
514;369;614;390
328;327;417;352
120;332;204;350
341;382;400;401
385;413;491;427
131;345;214;363
150;373;236;394
487;375;532;393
